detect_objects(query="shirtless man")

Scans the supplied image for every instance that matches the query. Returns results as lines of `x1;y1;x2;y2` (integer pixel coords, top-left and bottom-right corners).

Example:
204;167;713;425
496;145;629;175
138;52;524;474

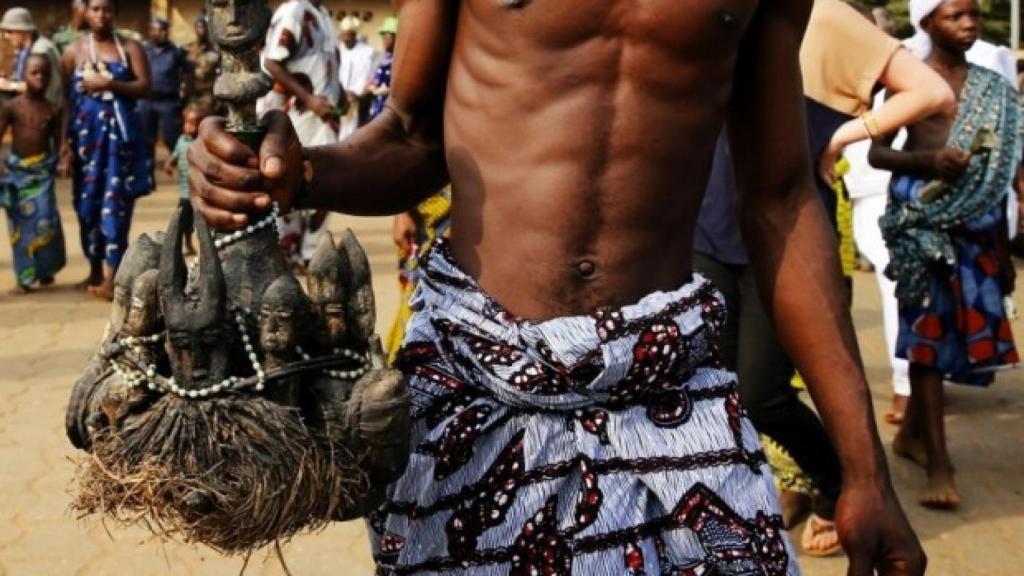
190;1;925;573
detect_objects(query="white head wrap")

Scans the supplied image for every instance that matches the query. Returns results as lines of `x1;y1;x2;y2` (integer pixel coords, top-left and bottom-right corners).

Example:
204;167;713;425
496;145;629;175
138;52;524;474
339;16;361;33
903;0;1015;86
906;0;945;58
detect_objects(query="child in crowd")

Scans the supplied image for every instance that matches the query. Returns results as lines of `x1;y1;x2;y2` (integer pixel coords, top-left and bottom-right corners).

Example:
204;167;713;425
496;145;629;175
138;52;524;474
165;106;204;255
0;54;66;294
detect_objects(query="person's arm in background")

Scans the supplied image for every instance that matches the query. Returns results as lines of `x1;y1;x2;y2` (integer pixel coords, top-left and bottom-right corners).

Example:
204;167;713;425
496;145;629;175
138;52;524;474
165;144;179;176
393;211;418;254
819;48;955;184
867;118;970;182
79;39;150;99
728;0;926;574
188;0;455;230
263;10;335;123
57;42;78;178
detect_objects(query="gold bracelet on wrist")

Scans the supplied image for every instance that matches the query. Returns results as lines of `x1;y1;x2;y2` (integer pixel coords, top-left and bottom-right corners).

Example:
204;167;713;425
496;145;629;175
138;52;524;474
861;112;881;140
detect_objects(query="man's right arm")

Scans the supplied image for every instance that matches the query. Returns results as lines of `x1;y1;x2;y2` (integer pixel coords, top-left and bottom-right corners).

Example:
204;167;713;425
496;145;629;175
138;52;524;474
868;126;970;181
189;0;456;230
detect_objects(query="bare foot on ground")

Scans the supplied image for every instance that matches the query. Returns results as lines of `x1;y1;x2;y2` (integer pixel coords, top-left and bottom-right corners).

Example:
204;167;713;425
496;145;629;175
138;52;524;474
86;283;114;302
893;429;928;469
800;514;842;557
920;468;960;510
885;394;909;425
75;277;97;291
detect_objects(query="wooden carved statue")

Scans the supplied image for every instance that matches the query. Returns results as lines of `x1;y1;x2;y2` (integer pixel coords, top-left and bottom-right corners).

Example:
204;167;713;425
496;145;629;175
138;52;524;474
65;0;410;555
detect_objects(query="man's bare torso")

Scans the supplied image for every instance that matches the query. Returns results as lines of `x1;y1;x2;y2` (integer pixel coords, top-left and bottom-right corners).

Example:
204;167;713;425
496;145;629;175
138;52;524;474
443;0;758;319
903;62;966;158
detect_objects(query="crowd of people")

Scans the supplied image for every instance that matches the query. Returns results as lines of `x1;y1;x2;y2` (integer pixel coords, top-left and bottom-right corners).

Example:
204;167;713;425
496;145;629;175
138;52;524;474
0;0;398;296
1;0;1021;573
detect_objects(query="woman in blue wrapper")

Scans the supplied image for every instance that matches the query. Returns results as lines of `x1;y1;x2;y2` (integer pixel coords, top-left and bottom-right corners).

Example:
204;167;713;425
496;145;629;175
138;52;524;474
59;0;152;301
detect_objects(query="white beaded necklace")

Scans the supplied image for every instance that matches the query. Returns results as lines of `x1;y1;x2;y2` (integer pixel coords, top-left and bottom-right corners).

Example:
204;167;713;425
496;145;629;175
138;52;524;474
295;345;370;381
214;202;280;250
110;311;371;400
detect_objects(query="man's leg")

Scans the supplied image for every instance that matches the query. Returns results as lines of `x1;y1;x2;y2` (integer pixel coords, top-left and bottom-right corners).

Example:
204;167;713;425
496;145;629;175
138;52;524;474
87;201;134;302
896;363;959;509
76;218;103;290
734;266;843;554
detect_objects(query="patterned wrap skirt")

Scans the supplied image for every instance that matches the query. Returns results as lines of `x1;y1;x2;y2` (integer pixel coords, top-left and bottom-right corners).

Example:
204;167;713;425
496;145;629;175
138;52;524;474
890;175;1019;385
371;240;799;575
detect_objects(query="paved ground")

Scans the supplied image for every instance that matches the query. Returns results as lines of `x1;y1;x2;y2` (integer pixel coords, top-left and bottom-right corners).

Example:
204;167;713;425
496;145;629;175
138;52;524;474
0;176;1022;575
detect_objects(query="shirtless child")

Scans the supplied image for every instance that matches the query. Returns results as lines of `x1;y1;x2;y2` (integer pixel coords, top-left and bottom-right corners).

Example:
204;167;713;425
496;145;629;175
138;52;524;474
0;54;66;294
870;0;1021;509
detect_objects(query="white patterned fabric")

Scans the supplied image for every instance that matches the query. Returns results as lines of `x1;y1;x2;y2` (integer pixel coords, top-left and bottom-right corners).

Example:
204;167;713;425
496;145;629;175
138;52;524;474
370;240;799;575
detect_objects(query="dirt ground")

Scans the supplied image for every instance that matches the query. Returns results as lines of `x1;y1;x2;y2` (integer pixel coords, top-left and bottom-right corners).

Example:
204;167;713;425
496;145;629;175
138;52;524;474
0;178;1021;575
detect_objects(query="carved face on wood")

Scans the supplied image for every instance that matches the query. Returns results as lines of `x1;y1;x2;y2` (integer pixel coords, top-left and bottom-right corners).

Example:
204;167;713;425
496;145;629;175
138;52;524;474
207;0;271;52
160;207;230;389
259;276;309;359
124;270;162;338
110;234;162;336
307;234;349;350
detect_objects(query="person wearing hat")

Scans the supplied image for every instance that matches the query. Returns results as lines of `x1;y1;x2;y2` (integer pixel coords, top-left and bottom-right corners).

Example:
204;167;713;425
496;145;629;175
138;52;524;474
367;17;397;121
0;7;63;108
337;14;375;140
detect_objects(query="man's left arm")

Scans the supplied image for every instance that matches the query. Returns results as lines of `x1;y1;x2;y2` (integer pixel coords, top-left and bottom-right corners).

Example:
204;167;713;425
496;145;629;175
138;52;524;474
726;1;925;575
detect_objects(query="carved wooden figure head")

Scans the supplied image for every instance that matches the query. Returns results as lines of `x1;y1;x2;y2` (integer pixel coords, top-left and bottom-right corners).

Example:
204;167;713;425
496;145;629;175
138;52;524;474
124;269;162;338
110;234;162;335
259;275;310;362
159;206;230;390
206;0;271;53
307;233;349;350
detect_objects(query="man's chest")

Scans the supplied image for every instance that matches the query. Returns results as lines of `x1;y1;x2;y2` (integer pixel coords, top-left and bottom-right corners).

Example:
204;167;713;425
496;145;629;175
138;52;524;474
148;48;183;74
462;0;759;51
